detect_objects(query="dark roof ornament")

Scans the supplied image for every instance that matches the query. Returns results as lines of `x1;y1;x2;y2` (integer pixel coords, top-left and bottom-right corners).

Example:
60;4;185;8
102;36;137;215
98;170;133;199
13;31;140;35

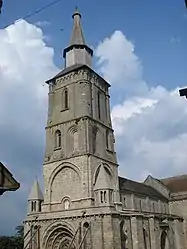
72;6;81;19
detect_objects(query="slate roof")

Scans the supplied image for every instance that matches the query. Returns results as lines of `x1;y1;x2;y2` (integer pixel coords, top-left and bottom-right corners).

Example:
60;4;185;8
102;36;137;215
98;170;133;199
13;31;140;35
28;179;43;201
119;176;167;200
94;164;113;190
70;7;85;46
46;64;111;87
160;175;187;193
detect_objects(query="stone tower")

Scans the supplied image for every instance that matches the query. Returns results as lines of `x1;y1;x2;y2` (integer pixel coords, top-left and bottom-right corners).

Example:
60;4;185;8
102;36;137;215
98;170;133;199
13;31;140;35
24;8;122;249
24;8;187;249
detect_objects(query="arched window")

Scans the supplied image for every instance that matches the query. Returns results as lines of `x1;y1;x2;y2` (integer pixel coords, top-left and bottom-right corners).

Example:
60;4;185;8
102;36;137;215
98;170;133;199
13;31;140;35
31;201;34;212
55;130;61;149
104;191;107;203
100;191;103;203
38;201;42;212
64;199;70;210
73;130;79;151
32;201;36;212
64;88;68;109
31;201;37;212
62;88;69;110
68;127;79;153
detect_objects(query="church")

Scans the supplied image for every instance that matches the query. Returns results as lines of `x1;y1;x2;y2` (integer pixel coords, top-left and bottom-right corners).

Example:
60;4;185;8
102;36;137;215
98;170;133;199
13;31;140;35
24;9;187;249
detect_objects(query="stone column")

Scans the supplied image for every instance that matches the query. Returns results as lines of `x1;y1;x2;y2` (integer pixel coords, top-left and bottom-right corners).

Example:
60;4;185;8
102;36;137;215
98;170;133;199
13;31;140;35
149;217;156;249
131;216;139;249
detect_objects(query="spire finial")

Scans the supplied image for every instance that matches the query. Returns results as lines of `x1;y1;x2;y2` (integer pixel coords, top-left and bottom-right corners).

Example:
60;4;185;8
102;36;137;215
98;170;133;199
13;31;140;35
72;6;81;19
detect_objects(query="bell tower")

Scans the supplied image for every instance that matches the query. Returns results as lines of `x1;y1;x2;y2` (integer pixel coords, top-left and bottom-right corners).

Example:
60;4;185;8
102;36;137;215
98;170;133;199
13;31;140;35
24;8;122;249
43;7;120;211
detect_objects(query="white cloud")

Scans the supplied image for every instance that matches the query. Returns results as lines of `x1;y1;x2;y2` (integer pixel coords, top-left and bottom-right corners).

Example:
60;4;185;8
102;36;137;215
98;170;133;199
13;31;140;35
35;21;51;27
95;30;187;181
0;20;187;235
95;30;148;99
0;19;58;235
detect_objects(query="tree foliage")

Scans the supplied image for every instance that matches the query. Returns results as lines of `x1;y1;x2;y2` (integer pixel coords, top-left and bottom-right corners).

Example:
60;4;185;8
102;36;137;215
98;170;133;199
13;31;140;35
0;225;24;249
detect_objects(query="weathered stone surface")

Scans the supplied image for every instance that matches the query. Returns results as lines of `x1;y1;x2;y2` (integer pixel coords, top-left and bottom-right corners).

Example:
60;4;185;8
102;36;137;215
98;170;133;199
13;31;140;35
24;8;187;249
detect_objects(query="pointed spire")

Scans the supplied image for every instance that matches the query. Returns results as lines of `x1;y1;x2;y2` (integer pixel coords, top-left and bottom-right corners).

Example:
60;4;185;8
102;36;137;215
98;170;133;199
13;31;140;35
94;164;113;190
28;179;43;201
70;7;86;45
63;8;93;68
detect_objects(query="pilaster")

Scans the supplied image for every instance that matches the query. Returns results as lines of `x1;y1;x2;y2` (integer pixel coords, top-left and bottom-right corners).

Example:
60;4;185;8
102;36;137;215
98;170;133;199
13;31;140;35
131;216;139;249
149;217;156;249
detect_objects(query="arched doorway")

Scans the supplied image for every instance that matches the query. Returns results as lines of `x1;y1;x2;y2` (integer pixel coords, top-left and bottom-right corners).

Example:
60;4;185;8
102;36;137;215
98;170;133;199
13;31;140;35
59;237;76;249
161;230;169;249
43;223;77;249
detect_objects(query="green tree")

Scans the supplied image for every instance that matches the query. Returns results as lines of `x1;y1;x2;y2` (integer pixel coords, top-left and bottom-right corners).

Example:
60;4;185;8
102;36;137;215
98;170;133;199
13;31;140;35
0;225;24;249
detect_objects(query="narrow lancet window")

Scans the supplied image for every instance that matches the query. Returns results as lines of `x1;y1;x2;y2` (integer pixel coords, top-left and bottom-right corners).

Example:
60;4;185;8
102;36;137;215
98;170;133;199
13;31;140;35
55;130;61;149
31;202;34;212
62;88;69;110
100;191;103;203
64;88;68;109
64;199;70;210
104;191;107;203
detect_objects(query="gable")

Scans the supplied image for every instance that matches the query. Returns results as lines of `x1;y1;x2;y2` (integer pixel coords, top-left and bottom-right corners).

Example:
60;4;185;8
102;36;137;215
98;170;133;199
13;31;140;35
119;176;168;200
144;175;170;199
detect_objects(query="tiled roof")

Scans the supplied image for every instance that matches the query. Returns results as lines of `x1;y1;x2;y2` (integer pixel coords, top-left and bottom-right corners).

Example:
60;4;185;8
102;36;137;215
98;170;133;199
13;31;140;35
160;175;187;193
29;179;43;201
119;176;167;200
